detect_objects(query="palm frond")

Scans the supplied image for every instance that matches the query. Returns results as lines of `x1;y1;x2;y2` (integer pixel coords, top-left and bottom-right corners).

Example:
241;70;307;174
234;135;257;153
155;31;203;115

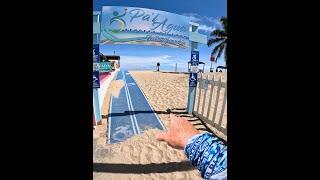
220;17;227;31
216;43;225;60
211;44;221;57
224;45;227;63
207;37;225;47
211;40;226;63
209;16;227;64
210;29;227;38
211;40;225;56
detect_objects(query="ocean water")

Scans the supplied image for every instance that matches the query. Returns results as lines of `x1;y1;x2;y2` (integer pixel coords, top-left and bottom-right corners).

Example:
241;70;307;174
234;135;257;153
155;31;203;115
122;64;188;72
115;52;225;73
121;61;214;73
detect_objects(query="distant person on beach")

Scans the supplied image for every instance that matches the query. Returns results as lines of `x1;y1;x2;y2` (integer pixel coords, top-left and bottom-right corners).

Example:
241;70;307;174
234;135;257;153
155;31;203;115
156;114;227;180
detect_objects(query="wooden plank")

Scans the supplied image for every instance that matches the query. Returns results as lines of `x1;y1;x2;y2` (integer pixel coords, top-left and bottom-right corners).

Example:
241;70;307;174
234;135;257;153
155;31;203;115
210;81;226;88
194;111;208;125
212;77;222;122
196;73;203;112
221;127;227;135
206;74;215;120
195;81;200;112
218;85;227;127
221;82;227;88
196;110;227;136
194;76;228;137
200;75;209;115
192;111;197;117
193;82;199;112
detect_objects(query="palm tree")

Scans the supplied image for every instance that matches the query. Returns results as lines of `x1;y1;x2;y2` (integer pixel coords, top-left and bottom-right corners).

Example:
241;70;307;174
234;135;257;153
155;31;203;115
207;17;227;67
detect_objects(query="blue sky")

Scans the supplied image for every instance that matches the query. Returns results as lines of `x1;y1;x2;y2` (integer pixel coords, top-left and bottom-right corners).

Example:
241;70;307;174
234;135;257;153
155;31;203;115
94;0;227;71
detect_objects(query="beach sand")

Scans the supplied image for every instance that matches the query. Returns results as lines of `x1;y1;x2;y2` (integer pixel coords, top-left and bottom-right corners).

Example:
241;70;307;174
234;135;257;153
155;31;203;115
93;71;227;180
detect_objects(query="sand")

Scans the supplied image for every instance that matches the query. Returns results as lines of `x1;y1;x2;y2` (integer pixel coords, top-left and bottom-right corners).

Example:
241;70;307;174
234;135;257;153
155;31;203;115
93;129;201;180
93;71;227;180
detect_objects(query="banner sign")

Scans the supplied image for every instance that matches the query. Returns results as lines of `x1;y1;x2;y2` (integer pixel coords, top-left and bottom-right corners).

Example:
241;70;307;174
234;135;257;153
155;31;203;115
101;6;190;48
190;65;199;73
191;50;199;66
99;61;112;72
93;44;100;88
189;73;198;87
93;62;100;71
93;44;99;62
93;71;100;88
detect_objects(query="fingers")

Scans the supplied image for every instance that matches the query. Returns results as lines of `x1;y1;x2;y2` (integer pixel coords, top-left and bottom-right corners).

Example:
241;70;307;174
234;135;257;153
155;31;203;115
155;132;168;141
170;113;187;123
170;113;179;122
169;113;174;120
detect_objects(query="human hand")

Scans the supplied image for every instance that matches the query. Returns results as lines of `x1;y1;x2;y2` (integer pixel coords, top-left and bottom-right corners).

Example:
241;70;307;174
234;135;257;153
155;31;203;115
156;114;200;149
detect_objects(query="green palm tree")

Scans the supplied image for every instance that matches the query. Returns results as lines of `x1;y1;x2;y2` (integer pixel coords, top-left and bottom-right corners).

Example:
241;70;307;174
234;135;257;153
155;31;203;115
207;17;227;66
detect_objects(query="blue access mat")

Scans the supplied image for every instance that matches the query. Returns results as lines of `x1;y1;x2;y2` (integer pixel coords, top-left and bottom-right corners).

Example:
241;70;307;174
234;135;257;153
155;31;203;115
108;70;165;144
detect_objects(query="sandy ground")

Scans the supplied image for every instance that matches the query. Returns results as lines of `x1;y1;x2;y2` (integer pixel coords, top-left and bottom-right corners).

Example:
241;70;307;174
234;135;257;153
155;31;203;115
93;71;227;180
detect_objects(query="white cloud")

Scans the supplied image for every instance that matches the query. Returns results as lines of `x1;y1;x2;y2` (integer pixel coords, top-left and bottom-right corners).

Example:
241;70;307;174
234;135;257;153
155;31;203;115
121;55;174;65
182;13;222;31
198;24;216;32
182;13;202;23
115;54;227;72
119;54;189;71
102;6;112;12
204;16;220;25
160;55;173;59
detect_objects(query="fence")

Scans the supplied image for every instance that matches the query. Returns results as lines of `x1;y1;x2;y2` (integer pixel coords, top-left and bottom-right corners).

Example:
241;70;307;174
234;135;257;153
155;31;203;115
193;73;227;138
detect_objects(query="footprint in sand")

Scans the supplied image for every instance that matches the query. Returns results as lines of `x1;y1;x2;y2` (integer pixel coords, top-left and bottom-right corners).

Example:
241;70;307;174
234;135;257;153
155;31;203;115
150;148;163;163
167;149;179;161
140;146;152;163
132;144;141;156
121;145;134;160
120;144;130;152
159;142;168;150
158;175;168;180
174;172;187;180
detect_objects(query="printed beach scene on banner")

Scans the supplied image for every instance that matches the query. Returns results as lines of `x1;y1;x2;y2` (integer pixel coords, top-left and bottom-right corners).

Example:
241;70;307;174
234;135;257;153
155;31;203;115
100;6;190;48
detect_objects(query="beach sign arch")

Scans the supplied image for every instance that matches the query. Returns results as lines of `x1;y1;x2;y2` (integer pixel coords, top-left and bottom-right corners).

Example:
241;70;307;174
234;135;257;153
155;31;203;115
93;6;207;124
100;6;191;49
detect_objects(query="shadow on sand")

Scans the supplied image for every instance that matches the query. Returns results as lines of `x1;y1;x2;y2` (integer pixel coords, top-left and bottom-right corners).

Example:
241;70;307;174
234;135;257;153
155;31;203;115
102;108;214;133
102;108;188;118
93;161;195;173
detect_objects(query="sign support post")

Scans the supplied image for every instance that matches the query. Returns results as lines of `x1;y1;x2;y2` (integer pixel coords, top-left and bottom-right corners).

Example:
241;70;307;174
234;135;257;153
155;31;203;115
187;22;207;114
93;44;101;124
93;88;101;123
187;23;202;113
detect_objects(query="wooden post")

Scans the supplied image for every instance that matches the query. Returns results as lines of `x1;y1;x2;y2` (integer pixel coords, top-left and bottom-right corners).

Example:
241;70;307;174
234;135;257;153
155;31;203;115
201;75;209;115
212;77;222;122
206;74;215;119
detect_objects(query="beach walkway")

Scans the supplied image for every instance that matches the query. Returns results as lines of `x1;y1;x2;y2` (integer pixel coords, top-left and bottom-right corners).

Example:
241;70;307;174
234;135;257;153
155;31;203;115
108;70;165;144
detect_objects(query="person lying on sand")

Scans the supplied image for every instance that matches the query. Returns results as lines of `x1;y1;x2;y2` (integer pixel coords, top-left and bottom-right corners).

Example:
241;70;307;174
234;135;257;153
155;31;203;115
156;114;227;180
